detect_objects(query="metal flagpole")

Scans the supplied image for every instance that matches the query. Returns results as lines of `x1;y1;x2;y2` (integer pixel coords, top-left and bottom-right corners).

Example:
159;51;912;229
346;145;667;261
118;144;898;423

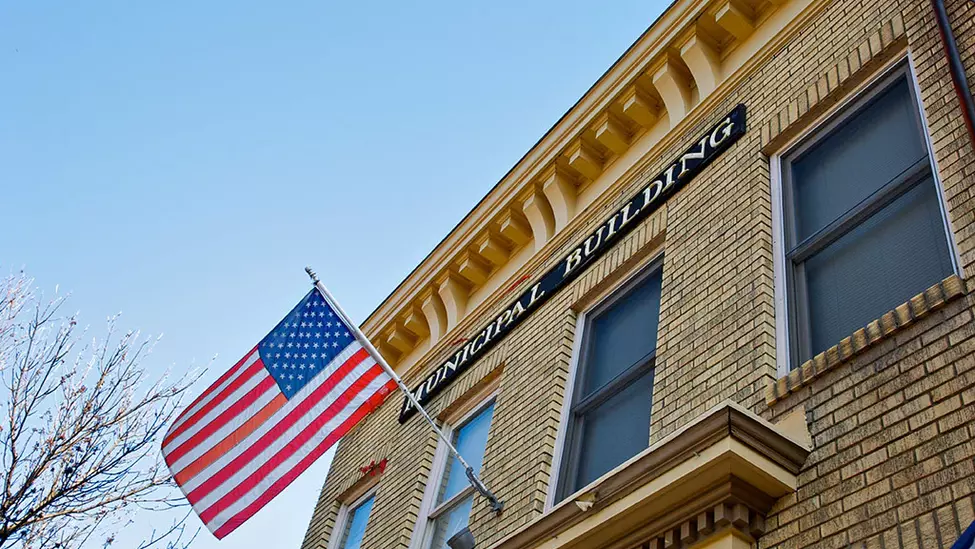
305;267;504;513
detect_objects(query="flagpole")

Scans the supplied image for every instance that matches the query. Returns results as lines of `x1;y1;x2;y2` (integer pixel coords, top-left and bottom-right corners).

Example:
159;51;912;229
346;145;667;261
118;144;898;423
305;267;504;513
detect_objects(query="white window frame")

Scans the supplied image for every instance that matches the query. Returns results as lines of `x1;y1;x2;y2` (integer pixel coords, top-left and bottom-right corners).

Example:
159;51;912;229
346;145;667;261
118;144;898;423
545;255;663;512
770;52;962;377
327;485;379;549
408;394;497;549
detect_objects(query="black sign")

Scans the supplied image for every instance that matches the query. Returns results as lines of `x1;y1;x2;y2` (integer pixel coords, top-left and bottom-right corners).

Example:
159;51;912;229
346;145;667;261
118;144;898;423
399;105;746;423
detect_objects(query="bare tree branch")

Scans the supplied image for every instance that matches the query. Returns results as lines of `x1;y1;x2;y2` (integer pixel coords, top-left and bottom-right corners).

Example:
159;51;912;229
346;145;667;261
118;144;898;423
0;271;203;549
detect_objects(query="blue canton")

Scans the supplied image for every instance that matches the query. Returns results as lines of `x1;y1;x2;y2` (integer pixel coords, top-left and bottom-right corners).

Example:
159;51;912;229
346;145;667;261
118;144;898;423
258;289;355;399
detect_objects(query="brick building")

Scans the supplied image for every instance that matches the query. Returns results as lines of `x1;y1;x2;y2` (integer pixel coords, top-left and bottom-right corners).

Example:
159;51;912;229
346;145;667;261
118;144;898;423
301;0;975;547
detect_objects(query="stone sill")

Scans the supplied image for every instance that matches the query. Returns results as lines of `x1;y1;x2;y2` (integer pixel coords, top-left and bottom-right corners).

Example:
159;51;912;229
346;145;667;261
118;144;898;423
766;274;969;406
487;402;810;549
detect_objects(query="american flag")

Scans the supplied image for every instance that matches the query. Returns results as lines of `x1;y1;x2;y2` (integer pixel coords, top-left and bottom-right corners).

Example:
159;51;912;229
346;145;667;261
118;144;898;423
162;288;396;539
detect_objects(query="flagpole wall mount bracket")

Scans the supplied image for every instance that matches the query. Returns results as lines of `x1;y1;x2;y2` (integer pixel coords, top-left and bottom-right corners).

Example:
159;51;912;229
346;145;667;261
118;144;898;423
466;467;504;514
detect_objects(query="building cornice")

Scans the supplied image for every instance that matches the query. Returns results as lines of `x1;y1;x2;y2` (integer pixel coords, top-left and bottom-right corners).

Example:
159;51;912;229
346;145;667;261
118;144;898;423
361;0;830;381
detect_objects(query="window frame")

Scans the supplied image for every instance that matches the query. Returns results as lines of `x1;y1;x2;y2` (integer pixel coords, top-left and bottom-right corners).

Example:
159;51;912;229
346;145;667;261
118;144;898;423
770;55;961;376
408;394;497;549
547;256;663;508
327;486;379;549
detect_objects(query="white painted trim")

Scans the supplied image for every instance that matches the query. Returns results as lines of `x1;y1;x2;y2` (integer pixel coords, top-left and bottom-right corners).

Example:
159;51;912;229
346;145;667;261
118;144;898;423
544;309;587;513
770;153;791;379
407;394;497;549
327;486;379;549
769;53;961;378
907;51;964;275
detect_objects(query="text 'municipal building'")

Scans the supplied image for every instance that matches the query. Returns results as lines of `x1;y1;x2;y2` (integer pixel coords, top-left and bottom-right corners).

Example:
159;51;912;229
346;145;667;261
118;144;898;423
302;0;975;546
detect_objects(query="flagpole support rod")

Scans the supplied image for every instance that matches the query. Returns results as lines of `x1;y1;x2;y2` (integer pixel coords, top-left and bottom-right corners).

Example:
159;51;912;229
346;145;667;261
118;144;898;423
304;266;504;514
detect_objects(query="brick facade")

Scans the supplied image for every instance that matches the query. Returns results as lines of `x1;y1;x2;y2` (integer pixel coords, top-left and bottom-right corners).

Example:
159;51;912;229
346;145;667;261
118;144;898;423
302;0;975;547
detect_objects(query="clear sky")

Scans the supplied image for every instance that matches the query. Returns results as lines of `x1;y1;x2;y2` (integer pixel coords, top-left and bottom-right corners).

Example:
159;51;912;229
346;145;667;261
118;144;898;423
0;1;667;547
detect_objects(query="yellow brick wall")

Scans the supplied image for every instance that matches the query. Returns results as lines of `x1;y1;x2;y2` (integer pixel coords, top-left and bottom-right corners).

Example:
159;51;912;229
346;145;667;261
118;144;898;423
302;0;975;547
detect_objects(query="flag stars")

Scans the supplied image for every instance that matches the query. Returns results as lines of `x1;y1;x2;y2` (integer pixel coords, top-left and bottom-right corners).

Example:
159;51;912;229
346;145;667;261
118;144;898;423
264;293;356;397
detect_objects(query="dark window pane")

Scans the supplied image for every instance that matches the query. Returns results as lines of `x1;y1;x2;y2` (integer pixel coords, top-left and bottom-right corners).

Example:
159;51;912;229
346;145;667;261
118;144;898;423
582;270;662;397
437;403;494;505
802;175;953;359
572;370;654;492
339;495;375;549
791;79;927;243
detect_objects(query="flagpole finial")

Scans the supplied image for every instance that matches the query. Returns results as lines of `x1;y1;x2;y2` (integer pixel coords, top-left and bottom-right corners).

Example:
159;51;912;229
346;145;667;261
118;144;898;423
305;266;320;284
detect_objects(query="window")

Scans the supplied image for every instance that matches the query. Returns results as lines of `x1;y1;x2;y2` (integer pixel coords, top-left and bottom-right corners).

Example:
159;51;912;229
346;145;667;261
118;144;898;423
414;400;495;549
778;64;955;368
333;491;376;549
554;264;662;503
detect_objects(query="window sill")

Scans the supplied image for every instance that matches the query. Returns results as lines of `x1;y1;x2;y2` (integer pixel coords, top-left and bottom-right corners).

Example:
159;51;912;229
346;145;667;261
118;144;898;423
766;274;969;405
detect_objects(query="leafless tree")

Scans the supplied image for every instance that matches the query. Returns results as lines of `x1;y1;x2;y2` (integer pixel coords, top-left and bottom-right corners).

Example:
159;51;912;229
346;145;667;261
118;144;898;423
0;271;202;549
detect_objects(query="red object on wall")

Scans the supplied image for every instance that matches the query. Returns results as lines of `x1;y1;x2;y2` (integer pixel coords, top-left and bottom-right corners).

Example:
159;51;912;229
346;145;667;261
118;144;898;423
358;458;387;477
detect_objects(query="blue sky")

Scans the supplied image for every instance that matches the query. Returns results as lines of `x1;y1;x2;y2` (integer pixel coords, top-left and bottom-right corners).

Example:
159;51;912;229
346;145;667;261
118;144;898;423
0;1;667;547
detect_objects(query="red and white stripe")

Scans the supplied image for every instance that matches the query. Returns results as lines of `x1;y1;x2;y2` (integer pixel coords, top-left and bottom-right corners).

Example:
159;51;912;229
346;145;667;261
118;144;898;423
163;341;396;539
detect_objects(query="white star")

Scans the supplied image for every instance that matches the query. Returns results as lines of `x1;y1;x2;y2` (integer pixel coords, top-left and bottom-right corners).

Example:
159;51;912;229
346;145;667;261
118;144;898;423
332;342;339;348
303;312;309;317
272;363;278;369
333;331;341;337
326;321;333;328
315;333;321;338
275;353;281;358
313;342;319;348
298;375;304;380
302;343;309;348
300;322;307;328
301;353;307;359
286;385;292;391
288;374;294;380
317;322;323;327
284;352;291;358
311;353;317;359
277;342;284;348
287;342;294;348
